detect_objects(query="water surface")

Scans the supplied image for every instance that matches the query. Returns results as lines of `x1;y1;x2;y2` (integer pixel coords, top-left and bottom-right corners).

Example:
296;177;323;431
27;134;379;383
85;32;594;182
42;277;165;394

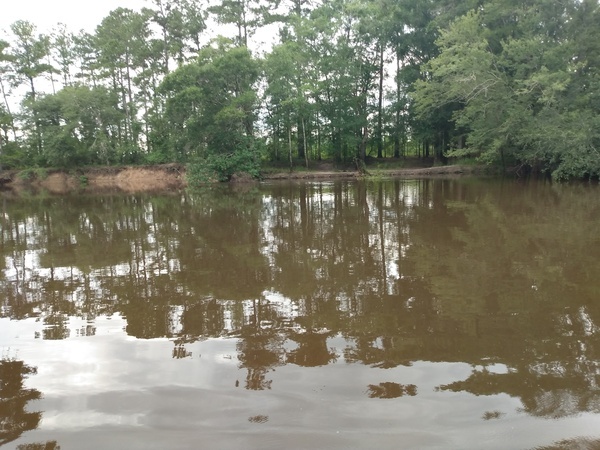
1;178;600;449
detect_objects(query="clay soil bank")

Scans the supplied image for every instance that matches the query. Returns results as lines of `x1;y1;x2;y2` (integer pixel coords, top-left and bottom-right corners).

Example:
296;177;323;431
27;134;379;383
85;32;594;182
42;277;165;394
0;163;487;195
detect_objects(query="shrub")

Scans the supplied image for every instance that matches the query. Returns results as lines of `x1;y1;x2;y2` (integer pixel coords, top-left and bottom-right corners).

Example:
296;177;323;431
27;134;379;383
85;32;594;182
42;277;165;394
187;142;262;185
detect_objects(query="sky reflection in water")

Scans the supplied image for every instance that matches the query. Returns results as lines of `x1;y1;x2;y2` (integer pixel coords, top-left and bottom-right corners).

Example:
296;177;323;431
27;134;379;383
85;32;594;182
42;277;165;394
1;178;600;449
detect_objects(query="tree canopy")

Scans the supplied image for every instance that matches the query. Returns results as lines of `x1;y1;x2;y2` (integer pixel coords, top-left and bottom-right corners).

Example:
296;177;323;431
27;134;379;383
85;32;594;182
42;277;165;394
0;0;598;180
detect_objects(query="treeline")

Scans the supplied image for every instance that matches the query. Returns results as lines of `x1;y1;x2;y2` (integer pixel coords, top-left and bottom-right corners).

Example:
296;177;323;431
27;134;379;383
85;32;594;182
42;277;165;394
0;0;598;180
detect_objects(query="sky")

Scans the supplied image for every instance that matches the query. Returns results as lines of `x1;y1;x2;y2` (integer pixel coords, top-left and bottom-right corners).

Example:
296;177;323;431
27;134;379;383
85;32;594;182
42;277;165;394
0;0;276;52
0;0;148;35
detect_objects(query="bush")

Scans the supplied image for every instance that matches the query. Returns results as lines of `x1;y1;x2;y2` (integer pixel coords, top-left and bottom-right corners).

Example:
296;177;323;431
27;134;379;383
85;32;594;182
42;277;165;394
0;142;27;169
17;167;48;180
144;150;172;165
551;145;600;181
187;142;262;185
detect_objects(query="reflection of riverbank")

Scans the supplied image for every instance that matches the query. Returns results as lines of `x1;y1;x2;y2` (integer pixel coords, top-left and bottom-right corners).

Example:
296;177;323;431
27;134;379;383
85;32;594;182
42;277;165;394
2;177;600;445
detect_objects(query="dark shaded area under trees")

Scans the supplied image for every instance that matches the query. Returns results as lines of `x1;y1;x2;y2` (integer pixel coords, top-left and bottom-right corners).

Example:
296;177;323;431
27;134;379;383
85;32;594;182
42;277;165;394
0;0;598;180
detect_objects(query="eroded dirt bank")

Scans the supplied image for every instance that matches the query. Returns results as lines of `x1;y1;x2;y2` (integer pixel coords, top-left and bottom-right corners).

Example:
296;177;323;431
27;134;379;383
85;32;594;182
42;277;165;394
0;164;187;195
0;163;488;195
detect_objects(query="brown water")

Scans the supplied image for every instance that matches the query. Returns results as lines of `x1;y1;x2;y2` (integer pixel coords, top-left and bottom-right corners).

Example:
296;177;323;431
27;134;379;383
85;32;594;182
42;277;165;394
1;178;600;449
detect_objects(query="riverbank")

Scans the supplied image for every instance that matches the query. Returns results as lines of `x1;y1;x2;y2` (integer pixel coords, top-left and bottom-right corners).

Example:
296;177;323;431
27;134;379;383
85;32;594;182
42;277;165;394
0;162;491;195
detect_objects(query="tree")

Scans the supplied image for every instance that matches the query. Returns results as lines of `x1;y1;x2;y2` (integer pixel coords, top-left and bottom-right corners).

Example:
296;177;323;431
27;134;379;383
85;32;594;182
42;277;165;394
51;23;76;87
181;0;209;55
0;40;17;140
8;21;53;103
305;0;381;163
0;40;19;167
414;0;599;178
159;38;261;180
32;85;124;167
209;0;262;47
94;8;152;160
0;0;597;178
72;31;99;87
145;0;185;72
8;20;54;157
264;42;299;166
263;0;317;164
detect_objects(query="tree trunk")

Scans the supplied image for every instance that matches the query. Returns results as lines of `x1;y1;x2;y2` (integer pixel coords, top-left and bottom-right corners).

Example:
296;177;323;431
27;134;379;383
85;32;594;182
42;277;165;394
377;183;387;293
29;76;42;156
316;113;322;161
0;78;18;141
377;42;384;159
46;53;56;94
359;127;368;162
394;50;401;158
125;60;135;145
297;116;305;159
302;116;308;168
288;124;293;172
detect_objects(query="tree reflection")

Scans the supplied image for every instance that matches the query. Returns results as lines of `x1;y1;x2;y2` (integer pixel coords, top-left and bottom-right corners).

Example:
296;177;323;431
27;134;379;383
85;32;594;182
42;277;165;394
2;180;600;418
287;331;336;367
16;442;61;450
534;437;600;450
172;340;193;359
438;367;600;418
367;382;417;399
236;299;285;390
0;359;42;446
42;314;70;340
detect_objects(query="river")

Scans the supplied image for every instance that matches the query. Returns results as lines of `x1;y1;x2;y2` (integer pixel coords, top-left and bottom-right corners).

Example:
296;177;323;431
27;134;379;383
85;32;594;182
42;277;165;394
1;178;600;449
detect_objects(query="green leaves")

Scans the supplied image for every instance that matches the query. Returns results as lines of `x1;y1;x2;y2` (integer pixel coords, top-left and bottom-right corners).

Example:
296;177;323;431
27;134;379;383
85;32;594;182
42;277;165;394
0;0;598;179
9;21;53;84
188;141;262;183
159;39;261;179
413;0;600;178
29;85;124;167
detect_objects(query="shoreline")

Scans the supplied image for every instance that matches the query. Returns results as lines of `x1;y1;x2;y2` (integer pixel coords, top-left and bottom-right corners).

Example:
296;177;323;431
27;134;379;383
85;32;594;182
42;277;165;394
0;163;491;195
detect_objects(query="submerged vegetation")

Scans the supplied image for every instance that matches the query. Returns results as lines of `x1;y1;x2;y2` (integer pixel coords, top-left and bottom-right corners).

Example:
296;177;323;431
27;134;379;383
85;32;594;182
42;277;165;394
0;0;598;181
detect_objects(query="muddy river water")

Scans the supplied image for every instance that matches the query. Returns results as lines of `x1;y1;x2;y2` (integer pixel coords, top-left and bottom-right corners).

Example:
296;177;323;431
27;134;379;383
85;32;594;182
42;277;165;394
1;178;600;449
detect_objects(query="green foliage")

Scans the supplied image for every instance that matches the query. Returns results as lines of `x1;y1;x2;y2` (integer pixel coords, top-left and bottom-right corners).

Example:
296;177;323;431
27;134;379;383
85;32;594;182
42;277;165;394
187;140;262;184
414;1;600;179
17;167;47;180
17;169;34;180
159;38;261;177
29;85;123;167
8;21;54;98
1;0;599;179
0;142;26;169
143;149;172;165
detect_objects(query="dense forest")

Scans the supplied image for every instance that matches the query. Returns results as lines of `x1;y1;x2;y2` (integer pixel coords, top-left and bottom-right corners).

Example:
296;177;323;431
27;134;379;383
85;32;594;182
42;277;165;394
0;0;598;180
